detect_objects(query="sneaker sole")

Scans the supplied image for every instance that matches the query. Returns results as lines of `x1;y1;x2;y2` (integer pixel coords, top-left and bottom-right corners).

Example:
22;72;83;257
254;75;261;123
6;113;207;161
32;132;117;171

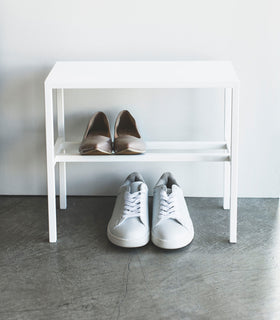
151;232;194;250
107;228;150;248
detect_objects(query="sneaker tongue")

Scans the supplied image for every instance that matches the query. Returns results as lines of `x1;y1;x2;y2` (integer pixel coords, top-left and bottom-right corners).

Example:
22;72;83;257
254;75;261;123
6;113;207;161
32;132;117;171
130;181;143;193
164;184;179;195
161;185;172;195
171;184;180;193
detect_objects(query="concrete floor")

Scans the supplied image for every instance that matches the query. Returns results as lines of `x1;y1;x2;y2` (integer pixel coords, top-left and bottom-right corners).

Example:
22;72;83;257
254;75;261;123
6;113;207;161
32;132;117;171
0;196;279;320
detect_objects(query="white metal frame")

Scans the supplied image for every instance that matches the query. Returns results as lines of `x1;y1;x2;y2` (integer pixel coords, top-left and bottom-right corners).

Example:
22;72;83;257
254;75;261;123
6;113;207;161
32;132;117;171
44;61;239;243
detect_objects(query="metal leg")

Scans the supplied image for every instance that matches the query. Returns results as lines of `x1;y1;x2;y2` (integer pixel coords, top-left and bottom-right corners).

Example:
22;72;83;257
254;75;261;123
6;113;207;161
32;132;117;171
57;89;67;210
45;85;57;243
223;88;231;210
229;86;239;243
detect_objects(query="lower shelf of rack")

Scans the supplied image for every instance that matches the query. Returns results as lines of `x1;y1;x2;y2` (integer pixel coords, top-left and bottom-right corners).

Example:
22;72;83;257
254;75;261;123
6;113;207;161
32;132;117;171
54;139;230;163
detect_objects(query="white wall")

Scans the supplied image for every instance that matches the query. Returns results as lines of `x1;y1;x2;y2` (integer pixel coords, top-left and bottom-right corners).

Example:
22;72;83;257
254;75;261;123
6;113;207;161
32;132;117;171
0;0;279;197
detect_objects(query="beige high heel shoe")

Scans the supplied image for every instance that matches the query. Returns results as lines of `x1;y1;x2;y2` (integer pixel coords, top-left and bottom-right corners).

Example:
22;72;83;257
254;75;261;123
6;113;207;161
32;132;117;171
114;110;145;155
79;112;112;155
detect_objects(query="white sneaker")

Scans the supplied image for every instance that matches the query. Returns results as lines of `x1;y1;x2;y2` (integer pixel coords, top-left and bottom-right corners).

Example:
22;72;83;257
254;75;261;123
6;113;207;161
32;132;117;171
107;172;149;248
152;172;194;249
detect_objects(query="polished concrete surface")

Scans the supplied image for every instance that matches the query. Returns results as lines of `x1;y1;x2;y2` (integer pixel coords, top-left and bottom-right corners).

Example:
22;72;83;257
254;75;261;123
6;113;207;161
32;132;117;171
0;196;279;320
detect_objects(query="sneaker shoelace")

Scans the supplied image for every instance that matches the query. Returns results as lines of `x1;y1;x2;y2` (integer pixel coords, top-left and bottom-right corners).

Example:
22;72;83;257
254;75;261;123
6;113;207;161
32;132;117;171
123;191;142;219
159;189;177;221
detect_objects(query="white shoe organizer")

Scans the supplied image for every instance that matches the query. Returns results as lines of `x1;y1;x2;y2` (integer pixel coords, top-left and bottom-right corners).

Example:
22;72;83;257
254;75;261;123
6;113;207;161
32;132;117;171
44;61;240;243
